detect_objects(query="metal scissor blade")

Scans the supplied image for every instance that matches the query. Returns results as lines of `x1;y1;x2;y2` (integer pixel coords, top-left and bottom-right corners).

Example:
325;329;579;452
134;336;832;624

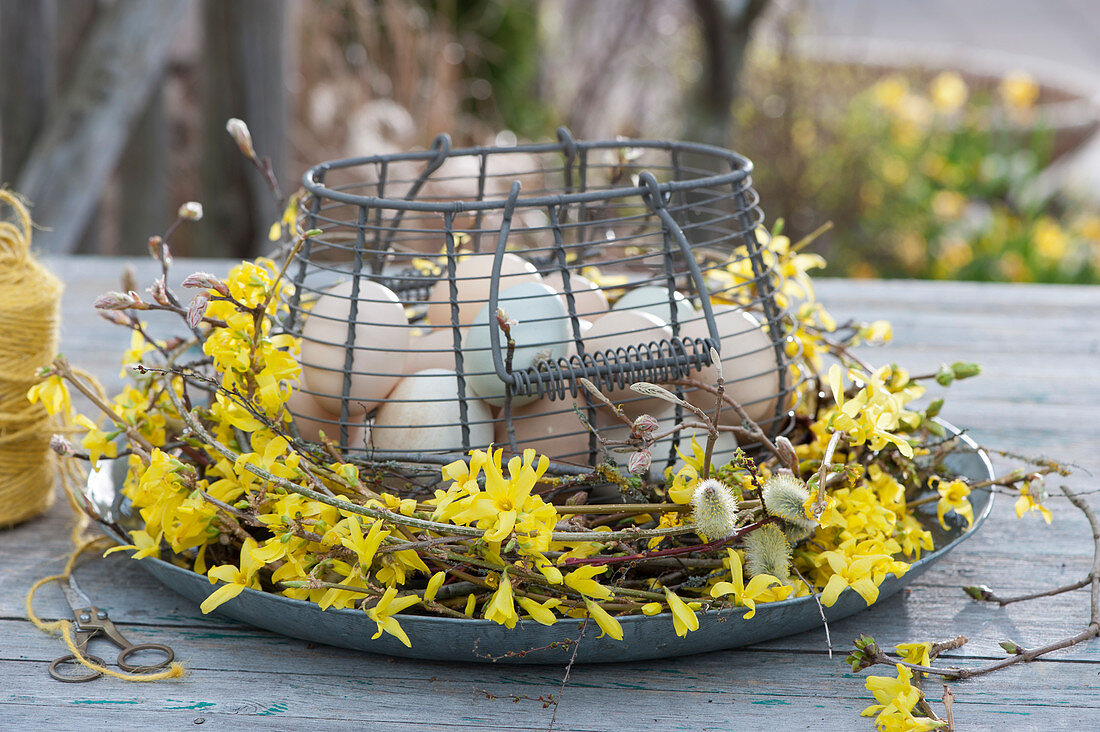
61;575;94;613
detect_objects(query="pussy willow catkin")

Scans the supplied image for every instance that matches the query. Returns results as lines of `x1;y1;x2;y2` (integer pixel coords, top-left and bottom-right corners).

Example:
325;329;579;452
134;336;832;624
0;190;63;527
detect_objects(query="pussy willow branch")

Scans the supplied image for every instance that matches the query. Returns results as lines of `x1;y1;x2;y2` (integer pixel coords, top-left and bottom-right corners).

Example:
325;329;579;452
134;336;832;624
247;235;305;371
559;517;779;567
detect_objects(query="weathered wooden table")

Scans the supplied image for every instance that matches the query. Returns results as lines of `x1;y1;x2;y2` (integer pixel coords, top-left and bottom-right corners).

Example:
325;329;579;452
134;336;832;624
4;256;1098;730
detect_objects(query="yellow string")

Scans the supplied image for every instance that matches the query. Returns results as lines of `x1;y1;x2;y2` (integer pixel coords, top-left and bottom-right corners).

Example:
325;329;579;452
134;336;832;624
25;536;186;682
0;189;64;527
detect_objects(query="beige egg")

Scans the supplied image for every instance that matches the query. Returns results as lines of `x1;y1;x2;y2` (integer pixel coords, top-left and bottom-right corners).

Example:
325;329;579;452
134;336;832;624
673;304;781;427
542;272;610;320
370;369;495;453
299;280;410;415
581;309;673;414
407;327;463;372
284;385;369;449
426;252;542;327
496;395;592;464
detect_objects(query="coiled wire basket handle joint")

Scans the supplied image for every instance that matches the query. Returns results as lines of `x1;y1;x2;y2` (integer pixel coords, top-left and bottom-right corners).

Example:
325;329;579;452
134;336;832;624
485;172;723;397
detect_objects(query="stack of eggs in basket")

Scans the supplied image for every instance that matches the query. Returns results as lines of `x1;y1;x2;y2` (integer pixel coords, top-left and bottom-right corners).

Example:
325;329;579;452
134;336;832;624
290;249;781;475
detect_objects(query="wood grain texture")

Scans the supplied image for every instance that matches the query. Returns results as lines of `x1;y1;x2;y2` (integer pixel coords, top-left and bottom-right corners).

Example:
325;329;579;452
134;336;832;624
14;0;189;254
5;258;1099;730
0;0;56;182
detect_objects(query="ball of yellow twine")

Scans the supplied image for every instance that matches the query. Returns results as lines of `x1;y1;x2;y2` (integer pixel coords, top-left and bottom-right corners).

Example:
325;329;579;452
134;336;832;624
0;190;64;527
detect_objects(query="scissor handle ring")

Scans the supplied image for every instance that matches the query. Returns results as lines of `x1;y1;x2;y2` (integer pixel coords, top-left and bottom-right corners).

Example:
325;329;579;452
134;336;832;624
49;654;106;683
116;642;174;673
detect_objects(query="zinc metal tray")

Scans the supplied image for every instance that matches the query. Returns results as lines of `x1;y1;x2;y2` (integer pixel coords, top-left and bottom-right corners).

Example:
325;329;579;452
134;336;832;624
90;422;994;664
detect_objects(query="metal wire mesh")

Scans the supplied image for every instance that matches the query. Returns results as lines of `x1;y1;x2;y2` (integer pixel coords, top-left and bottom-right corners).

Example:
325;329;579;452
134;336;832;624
284;128;796;478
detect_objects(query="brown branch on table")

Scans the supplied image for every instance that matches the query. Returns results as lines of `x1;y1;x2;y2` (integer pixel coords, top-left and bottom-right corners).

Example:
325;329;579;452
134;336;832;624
853;485;1100;681
964;577;1092;606
941;685;956;731
549;618;587;732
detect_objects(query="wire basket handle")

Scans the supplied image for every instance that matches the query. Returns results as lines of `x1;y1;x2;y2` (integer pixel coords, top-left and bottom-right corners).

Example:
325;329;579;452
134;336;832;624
637;171;722;356
486;180;525;384
382;133;452;251
484;172;722;396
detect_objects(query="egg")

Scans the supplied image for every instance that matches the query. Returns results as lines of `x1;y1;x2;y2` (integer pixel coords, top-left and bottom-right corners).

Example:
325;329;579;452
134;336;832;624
299;280;410;415
407;327;462;372
580;309;673;415
496;395;593;464
611;284;697;325
285;385;369;449
462;281;572;408
541;271;610;320
370;369;494;452
426;252;542;327
673;304;782;427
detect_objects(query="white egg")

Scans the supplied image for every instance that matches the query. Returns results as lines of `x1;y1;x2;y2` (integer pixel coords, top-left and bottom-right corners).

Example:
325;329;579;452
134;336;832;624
426;252;542;327
672;305;782;428
462;281;572;408
285;385;369;449
496;395;592;464
611;285;697;325
299;280;410;415
370;369;494;452
542;271;610;320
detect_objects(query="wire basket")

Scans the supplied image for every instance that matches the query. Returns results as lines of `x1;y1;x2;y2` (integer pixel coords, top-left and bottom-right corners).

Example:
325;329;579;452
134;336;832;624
284;128;795;482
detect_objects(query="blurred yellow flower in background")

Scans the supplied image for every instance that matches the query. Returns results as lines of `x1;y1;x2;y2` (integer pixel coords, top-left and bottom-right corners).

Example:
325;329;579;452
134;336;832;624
873;76;909;110
999;70;1040;110
930;71;968;113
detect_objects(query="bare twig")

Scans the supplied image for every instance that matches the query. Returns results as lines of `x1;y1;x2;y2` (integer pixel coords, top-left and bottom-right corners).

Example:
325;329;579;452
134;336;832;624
548;619;586;731
861;485;1100;681
793;565;832;657
966;578;1092;606
673;377;782;462
942;685;955;731
811;431;843;518
701;347;725;480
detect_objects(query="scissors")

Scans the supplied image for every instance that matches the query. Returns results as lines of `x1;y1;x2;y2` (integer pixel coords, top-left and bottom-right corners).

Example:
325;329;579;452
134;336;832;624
49;574;175;682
